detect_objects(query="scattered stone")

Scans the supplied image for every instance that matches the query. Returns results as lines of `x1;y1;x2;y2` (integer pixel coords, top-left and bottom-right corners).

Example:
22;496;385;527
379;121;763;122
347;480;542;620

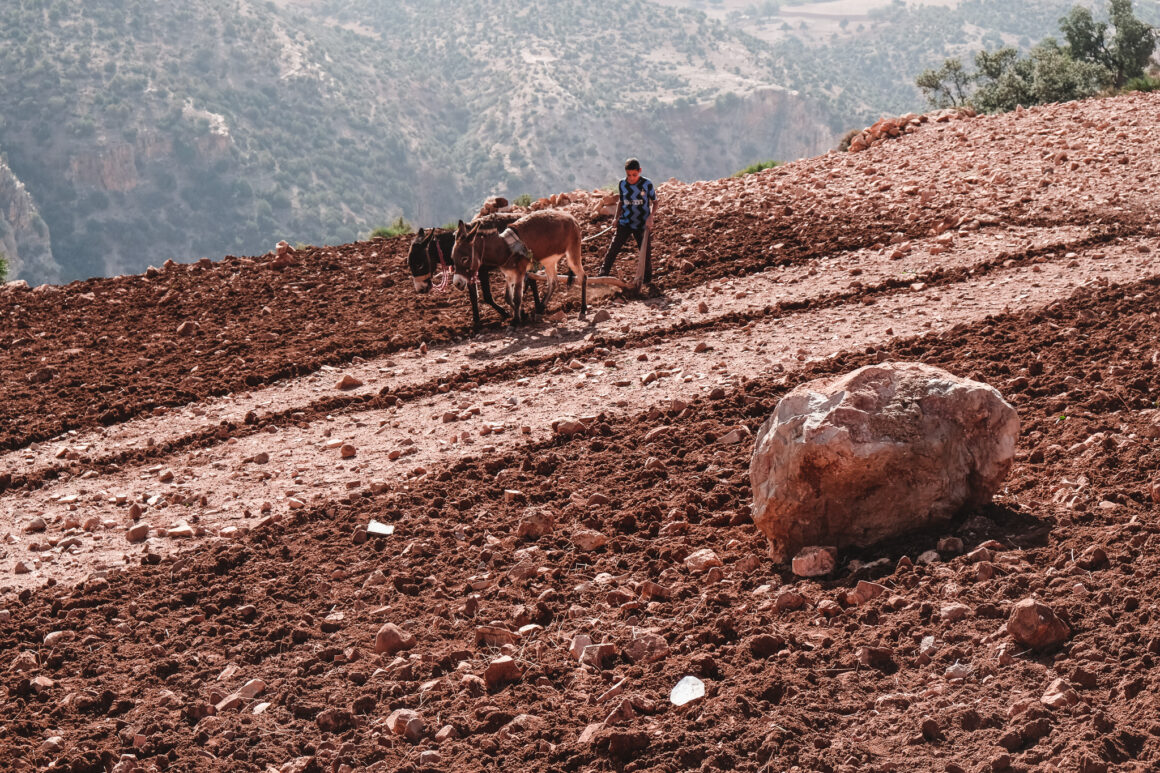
791;546;837;577
592;309;612;324
573;529;608;552
845;580;887;606
684;548;722;573
126;523;150;543
339;443;357;459
483;656;523;688
517;509;554;539
940;603;971;623
570;634;594;660
1008;598;1070;650
418;751;442;766
623;633;669;664
239;679;266;699
751;362;1019;560
176;320;200;337
24;517;47;533
386;708;424;742
856;646;896;670
580;643;617;669
374;623;416;655
336;374;363;390
367;520;395;537
31;675;55;694
937;537;964;554
554;418;587;437
775;590;806;611
1041;678;1080;709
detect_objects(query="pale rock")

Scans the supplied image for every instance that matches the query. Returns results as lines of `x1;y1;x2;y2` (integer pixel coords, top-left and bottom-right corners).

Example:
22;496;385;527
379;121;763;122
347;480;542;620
126;523;150;543
517;509;554;539
239;679;266;699
570;634;593;660
386;708;424;742
483;656;522;688
176;320;200;337
775;590;806;611
684;548;723;573
554;418;587;437
1041;678;1079;709
580;643;617;669
941;603;971;623
573;529;608;551
791;546;837;577
24;517;47;533
845;580;887;606
751;362;1018;560
336;374;363;390
623;633;669;664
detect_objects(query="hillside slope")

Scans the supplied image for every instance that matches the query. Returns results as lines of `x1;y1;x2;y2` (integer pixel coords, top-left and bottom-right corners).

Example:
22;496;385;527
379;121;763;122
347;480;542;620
0;152;59;285
1;91;1159;773
0;0;834;283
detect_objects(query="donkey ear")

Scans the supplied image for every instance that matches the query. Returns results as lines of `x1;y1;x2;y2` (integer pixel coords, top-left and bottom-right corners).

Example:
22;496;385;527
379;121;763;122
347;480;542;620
457;219;467;233
417;227;426;238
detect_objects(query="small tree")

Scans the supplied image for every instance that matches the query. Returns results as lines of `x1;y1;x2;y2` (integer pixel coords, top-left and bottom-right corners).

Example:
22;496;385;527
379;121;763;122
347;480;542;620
1108;0;1157;85
915;58;972;108
0;251;8;282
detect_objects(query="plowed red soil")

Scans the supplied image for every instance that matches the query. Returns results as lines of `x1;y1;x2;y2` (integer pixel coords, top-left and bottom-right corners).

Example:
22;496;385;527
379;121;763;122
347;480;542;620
3;91;1160;773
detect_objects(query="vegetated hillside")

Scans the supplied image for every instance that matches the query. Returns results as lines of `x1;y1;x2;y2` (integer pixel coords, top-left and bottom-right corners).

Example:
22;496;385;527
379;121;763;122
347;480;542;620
669;0;1160;119
0;153;58;286
0;0;834;284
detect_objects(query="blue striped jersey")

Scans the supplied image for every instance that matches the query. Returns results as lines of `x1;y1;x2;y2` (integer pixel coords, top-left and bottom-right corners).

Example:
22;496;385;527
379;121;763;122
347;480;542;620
618;177;656;229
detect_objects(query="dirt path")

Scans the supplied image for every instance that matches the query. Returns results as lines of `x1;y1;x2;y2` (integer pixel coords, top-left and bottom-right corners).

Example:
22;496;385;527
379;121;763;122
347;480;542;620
3;233;1154;594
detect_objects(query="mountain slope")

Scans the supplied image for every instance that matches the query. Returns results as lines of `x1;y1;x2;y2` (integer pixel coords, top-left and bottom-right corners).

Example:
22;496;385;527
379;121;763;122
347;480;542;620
0;151;58;285
0;0;833;282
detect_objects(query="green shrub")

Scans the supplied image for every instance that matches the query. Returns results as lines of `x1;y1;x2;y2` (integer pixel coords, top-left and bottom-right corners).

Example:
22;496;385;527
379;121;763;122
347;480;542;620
732;159;782;177
1123;74;1160;92
0;251;8;282
513;193;533;207
370;216;412;239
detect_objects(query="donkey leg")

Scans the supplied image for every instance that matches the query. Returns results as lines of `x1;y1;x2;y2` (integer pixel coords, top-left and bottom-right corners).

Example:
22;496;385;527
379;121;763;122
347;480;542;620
480;271;510;320
527;274;543;317
539;261;558;312
511;273;526;326
468;282;482;332
504;270;521;327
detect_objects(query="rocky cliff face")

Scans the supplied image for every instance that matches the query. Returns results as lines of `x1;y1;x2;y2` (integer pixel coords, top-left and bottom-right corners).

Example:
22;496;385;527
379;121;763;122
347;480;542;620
0;155;60;286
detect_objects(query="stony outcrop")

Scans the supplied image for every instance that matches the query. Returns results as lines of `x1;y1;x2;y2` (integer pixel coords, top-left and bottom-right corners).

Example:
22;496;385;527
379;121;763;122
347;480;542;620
750;362;1019;561
0;153;60;285
846;107;977;153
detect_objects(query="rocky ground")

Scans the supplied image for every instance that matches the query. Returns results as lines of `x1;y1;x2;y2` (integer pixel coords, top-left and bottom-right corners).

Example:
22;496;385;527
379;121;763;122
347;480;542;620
2;91;1160;773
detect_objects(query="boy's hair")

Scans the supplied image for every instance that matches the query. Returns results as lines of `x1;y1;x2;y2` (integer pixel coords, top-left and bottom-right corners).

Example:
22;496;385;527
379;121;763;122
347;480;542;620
624;158;641;171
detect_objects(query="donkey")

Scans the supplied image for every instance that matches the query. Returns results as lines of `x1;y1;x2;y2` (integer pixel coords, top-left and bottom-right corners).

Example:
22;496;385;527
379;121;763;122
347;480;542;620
407;227;510;329
450;220;542;327
453;210;587;321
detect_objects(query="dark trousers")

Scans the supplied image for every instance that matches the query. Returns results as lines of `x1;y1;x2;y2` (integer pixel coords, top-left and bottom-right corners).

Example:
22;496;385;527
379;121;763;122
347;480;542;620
600;224;653;282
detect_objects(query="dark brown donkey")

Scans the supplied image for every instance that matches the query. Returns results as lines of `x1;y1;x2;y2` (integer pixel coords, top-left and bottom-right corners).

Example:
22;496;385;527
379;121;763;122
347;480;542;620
407;227;510;330
450;220;541;327
452;210;587;324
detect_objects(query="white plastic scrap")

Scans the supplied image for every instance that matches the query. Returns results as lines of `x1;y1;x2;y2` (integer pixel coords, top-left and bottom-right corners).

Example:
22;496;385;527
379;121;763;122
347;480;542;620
367;520;395;536
670;676;706;706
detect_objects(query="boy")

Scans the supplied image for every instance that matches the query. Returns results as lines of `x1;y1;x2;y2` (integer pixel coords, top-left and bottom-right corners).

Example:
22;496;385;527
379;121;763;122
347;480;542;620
599;158;658;283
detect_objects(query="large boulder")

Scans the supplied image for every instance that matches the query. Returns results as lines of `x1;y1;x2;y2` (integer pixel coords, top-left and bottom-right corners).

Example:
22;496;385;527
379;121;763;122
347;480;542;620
750;362;1018;561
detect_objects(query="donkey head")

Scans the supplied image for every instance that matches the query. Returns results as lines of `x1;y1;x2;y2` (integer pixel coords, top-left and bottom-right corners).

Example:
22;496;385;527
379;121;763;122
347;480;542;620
450;220;482;291
407;228;435;293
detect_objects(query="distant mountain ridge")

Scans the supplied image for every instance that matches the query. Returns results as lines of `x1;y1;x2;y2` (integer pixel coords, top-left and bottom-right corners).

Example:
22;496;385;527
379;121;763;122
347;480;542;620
0;0;835;283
